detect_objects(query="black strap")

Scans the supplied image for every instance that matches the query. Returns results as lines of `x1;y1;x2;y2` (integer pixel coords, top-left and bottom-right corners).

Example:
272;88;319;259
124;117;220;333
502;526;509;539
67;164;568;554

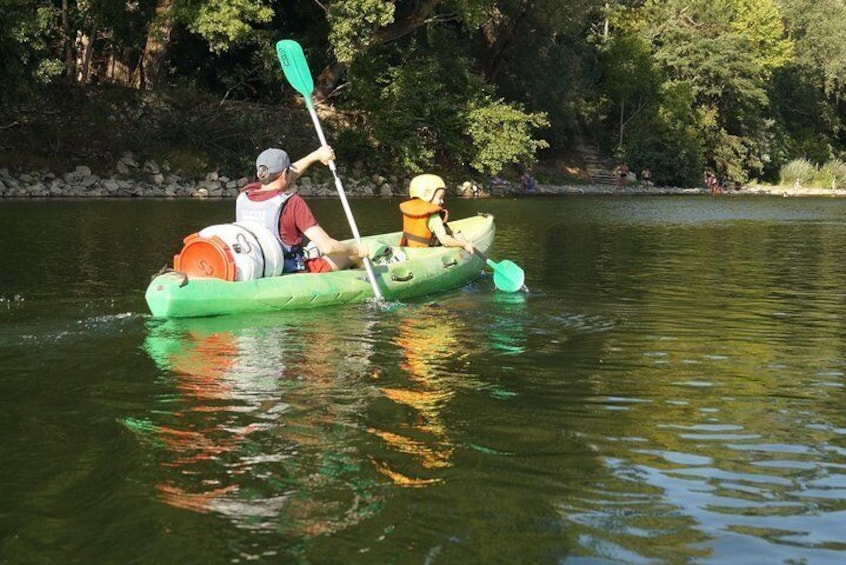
402;231;430;245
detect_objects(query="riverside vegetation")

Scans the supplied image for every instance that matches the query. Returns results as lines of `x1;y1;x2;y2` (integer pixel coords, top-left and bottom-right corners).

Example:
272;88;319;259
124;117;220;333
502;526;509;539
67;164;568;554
3;85;846;199
2;0;846;193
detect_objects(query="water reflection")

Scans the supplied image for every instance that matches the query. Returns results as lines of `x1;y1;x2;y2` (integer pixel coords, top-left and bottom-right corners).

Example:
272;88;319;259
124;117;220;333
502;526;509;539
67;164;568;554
132;309;383;536
368;305;464;486
545;214;846;563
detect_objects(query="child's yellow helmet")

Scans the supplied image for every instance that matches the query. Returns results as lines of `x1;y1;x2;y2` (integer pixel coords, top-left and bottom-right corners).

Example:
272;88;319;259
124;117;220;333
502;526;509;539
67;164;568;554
409;174;446;202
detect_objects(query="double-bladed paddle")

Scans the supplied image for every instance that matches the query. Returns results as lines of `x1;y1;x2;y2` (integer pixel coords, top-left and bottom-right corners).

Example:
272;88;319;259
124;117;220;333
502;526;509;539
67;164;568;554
473;249;526;293
275;39;383;300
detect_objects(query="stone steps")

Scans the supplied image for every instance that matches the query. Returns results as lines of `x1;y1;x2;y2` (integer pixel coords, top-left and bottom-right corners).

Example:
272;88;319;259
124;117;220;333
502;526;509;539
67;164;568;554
576;143;616;186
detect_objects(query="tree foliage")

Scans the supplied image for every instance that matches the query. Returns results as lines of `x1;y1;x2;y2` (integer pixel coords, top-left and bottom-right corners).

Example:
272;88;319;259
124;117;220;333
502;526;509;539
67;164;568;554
466;97;550;175
2;0;846;185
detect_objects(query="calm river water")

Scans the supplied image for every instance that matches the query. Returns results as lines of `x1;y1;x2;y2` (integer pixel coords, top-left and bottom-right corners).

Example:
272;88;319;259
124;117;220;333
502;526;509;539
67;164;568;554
2;196;846;563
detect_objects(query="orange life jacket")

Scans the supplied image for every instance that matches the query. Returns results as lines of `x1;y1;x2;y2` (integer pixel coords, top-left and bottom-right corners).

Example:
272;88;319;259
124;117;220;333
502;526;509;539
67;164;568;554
399;199;449;247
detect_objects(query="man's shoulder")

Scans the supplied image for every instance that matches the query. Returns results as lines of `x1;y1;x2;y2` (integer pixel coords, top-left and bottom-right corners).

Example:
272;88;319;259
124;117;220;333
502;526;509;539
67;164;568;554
286;193;311;210
242;186;293;202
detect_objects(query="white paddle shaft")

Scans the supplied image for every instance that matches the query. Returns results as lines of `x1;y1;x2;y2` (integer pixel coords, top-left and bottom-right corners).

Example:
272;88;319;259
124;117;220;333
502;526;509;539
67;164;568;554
305;104;384;300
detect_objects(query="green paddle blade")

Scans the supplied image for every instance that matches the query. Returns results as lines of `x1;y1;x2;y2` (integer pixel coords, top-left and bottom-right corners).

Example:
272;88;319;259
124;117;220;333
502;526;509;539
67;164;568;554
490;259;525;293
276;40;315;103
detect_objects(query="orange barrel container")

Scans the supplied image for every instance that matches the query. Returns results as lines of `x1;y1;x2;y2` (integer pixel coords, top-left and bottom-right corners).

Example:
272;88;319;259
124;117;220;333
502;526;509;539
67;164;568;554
173;222;284;281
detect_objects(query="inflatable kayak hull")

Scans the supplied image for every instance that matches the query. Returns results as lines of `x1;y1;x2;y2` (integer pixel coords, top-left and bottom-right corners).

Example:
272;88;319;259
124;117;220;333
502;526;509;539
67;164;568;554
145;214;495;318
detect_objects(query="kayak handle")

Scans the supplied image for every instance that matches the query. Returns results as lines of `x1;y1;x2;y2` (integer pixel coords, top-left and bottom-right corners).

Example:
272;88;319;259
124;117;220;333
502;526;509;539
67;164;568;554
391;270;414;282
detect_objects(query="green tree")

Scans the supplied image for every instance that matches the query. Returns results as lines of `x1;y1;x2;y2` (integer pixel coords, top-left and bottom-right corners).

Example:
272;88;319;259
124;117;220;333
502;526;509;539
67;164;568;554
597;30;659;151
0;0;64;101
344;34;548;175
466;97;549;175
474;0;602;147
768;0;846;170
636;0;793;181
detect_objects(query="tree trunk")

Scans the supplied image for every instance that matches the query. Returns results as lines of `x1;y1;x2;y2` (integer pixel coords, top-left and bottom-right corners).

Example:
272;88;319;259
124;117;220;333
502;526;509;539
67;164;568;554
478;3;531;81
618;99;625;148
108;49;133;85
79;22;97;84
62;0;75;81
141;0;174;90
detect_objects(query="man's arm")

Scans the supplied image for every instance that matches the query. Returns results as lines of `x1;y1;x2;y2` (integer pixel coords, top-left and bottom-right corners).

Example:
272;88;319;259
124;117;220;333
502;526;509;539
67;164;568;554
289;146;335;182
303;225;367;258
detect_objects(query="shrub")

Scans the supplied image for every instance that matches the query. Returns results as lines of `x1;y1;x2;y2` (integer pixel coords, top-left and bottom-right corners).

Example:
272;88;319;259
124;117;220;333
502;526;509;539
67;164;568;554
820;159;846;189
779;158;815;187
465;97;549;176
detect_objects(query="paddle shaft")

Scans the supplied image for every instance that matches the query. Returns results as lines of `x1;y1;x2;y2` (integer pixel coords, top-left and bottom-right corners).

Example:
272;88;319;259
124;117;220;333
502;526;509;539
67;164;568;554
472;247;497;269
303;104;382;300
277;39;383;300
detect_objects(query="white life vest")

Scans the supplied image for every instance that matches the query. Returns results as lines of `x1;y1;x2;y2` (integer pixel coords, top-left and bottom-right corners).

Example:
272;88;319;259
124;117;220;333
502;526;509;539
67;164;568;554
235;189;305;272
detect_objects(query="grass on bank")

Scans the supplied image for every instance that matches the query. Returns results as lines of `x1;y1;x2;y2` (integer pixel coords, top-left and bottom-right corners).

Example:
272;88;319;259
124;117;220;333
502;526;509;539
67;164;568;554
779;158;846;189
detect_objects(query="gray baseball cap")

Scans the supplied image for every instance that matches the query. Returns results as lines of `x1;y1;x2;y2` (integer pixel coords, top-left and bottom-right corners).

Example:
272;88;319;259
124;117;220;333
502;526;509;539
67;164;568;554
256;148;291;176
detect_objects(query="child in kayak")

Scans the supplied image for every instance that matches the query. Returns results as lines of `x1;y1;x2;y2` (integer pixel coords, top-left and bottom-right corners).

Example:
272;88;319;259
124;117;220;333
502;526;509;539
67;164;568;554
399;174;474;254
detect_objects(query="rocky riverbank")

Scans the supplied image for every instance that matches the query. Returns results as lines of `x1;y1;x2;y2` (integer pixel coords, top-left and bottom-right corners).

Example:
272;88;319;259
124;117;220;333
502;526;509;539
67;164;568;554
0;153;399;199
2;155;845;199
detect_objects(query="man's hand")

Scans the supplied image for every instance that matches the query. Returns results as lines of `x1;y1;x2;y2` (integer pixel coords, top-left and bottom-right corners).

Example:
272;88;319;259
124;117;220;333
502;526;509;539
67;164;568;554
352;242;369;259
315;145;335;165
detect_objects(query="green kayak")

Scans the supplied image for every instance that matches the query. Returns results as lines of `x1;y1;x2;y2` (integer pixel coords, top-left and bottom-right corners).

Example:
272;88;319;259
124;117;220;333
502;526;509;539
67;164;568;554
145;213;495;318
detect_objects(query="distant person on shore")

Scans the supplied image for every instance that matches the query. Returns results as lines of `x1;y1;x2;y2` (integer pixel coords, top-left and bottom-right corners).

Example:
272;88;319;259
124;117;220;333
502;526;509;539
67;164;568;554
489;173;510;193
704;170;720;195
615;162;629;190
236;146;367;273
399;174;474;253
640;167;652;188
520;170;537;193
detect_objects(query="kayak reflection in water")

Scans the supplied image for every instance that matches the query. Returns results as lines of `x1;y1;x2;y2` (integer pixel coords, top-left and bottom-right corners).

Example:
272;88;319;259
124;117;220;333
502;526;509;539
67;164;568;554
367;306;468;486
126;310;383;536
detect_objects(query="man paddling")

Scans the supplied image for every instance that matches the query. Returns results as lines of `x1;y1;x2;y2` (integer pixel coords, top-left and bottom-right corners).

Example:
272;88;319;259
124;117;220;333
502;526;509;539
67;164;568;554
236;146;367;273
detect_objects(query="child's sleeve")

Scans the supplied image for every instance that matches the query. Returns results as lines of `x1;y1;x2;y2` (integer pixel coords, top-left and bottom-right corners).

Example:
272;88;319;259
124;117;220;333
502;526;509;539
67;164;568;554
427;215;448;241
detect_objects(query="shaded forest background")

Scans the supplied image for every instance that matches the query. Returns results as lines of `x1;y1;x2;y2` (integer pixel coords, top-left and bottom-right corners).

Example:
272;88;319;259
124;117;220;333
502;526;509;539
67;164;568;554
2;0;845;187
